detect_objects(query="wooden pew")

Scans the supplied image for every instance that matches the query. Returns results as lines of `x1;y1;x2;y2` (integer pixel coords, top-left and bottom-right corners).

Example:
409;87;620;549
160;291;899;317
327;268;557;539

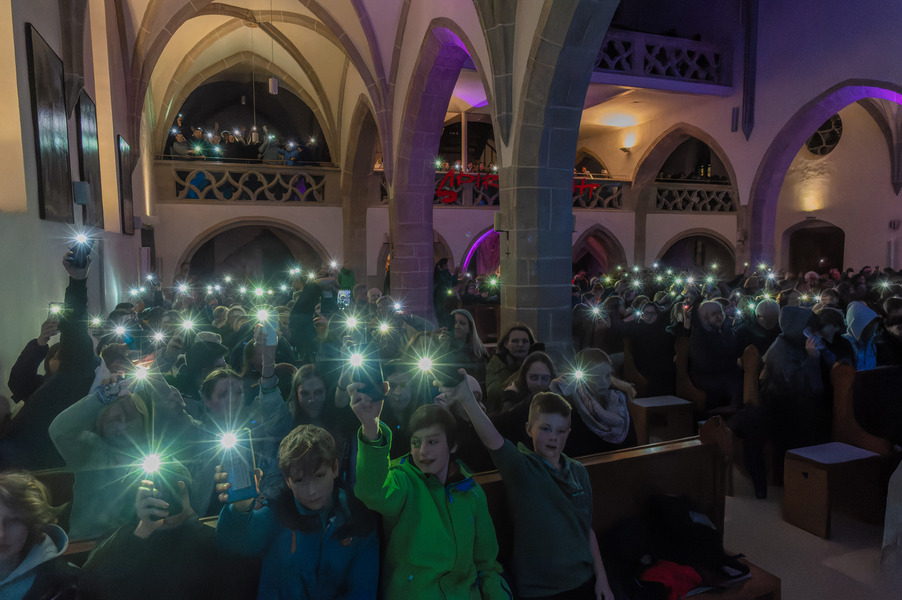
831;363;898;455
474;438;780;599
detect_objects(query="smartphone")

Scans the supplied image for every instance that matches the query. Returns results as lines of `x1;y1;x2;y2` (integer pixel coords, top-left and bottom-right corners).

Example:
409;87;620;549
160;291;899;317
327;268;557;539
262;318;278;346
222;428;257;503
337;289;351;310
433;362;466;388
48;302;63;318
349;348;384;402
67;239;94;268
150;471;184;520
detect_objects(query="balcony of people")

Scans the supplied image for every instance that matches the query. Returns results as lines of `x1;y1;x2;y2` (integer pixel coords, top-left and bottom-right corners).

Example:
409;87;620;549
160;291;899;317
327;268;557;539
154;78;341;206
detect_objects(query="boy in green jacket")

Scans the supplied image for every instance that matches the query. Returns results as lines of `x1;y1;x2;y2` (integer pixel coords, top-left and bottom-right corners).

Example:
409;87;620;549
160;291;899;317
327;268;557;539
349;383;511;600
439;369;614;600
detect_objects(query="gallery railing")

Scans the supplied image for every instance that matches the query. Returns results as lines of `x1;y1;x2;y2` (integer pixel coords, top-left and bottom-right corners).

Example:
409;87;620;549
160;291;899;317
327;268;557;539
154;160;339;204
595;28;730;86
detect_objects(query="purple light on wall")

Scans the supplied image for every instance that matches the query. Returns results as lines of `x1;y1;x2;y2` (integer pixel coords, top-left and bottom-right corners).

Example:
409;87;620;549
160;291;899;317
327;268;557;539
463;228;496;272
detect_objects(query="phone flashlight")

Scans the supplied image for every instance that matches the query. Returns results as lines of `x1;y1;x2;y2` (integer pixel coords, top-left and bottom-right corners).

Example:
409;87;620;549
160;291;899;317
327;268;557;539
141;454;183;519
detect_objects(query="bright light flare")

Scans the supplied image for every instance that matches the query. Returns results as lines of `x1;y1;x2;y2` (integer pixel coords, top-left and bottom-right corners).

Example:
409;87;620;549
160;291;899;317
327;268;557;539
177;283;189;294
182;320;194;330
134;366;149;380
574;370;585;381
417;357;433;372
220;432;238;449
153;332;165;343
349;352;364;368
50;304;62;314
142;454;162;473
90;317;102;326
256;309;270;322
378;323;390;333
115;326;126;336
346;317;359;329
254;287;265;297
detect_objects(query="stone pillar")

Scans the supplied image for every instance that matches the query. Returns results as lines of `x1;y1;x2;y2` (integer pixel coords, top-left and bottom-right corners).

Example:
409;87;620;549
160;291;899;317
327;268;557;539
461;111;468;168
389;182;435;318
499;167;574;358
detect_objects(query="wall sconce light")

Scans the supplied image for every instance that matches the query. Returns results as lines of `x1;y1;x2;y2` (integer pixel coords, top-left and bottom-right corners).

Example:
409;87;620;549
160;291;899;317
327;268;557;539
619;147;631;154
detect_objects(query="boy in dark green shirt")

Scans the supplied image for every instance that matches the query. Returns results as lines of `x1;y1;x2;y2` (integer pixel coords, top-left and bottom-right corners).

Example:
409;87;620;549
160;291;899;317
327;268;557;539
440;370;614;599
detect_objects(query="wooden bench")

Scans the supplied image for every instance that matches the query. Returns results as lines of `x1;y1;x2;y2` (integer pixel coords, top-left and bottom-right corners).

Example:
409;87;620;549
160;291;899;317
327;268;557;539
475;437;781;599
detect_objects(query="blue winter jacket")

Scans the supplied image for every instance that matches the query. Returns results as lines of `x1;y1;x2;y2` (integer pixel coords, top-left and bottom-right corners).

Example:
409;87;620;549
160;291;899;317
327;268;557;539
217;485;379;600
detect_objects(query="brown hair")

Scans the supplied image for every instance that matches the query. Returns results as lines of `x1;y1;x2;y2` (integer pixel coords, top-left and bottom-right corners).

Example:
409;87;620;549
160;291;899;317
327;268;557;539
278;425;337;476
527;392;572;424
408;404;458;452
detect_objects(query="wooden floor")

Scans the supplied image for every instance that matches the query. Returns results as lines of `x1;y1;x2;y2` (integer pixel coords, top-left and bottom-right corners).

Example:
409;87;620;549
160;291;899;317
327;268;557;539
723;465;898;600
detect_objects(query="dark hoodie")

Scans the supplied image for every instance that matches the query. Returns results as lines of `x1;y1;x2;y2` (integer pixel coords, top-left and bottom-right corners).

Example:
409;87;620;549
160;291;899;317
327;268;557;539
843;301;880;370
761;306;823;401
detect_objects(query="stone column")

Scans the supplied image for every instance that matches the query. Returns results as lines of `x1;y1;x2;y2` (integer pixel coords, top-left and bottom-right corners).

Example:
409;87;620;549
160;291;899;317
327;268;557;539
498;167;575;358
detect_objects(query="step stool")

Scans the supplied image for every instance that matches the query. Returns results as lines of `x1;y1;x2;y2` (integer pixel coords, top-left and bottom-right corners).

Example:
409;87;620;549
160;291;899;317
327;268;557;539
628;395;695;445
782;442;884;538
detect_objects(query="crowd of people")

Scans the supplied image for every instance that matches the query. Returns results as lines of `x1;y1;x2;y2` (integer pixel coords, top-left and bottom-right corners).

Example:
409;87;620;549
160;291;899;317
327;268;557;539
2;245;901;599
434;158;498;173
163;113;320;165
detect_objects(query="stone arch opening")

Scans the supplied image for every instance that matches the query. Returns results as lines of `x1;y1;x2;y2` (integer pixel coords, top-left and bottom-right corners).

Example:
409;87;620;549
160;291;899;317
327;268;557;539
391;21;493;316
572;225;628;276
174;218;328;284
656;230;736;275
782;219;845;275
748;81;902;264
462;228;500;276
633;123;738;204
575;148;609;177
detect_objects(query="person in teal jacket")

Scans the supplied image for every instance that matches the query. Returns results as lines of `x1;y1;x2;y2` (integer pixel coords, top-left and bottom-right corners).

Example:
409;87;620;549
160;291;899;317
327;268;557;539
216;424;378;600
350;385;511;600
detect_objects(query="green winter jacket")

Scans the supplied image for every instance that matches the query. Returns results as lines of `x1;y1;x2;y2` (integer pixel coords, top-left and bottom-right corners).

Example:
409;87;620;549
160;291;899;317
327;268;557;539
355;422;511;600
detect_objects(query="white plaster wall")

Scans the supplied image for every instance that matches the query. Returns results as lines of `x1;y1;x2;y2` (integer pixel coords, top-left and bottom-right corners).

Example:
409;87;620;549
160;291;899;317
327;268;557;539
775;102;902;270
644;214;737;265
1;0;140;398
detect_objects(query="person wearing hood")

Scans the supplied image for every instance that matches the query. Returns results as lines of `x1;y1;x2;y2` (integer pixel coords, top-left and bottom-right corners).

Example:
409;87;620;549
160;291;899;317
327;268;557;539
843;301;881;370
759;306;827;493
0;470;86;600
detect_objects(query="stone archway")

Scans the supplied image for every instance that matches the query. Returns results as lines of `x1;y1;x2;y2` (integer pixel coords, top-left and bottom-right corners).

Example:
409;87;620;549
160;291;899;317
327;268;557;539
748;81;902;264
173;217;328;284
390;21;493;318
782;219;845;275
572;225;628;275
655;229;736;275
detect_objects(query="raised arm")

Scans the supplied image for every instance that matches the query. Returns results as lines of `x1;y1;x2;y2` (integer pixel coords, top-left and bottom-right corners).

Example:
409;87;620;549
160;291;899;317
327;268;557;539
438;369;503;451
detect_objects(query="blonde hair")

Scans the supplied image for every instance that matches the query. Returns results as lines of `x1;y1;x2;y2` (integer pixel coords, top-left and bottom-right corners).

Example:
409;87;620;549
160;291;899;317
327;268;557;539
0;471;64;552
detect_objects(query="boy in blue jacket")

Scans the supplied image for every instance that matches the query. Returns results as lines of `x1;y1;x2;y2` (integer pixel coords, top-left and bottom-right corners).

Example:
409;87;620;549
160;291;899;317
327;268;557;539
215;424;378;600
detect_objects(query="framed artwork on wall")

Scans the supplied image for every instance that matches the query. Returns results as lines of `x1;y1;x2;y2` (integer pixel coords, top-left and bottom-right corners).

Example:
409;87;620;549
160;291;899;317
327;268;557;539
25;23;73;223
76;91;104;229
117;135;134;235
